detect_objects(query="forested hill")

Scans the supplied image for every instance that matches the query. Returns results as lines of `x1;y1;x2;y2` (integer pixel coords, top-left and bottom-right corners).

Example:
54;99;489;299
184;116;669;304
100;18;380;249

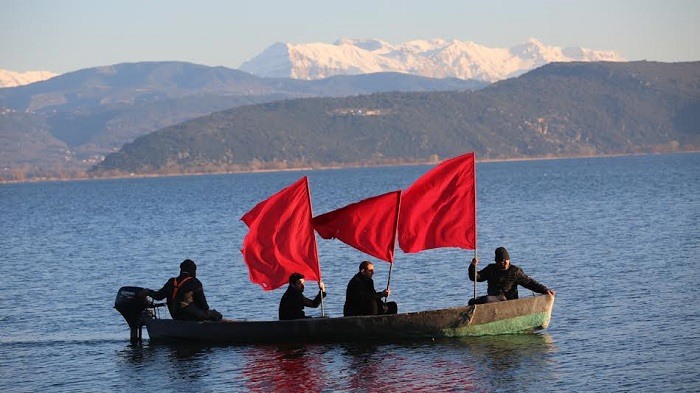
0;61;484;182
92;61;699;175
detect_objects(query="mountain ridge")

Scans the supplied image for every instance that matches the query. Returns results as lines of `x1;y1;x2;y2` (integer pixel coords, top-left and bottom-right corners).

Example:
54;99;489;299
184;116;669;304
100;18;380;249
240;38;624;81
0;69;58;88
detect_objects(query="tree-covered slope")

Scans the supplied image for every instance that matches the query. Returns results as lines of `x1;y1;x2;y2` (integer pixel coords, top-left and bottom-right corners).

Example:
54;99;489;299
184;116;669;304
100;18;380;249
91;61;699;175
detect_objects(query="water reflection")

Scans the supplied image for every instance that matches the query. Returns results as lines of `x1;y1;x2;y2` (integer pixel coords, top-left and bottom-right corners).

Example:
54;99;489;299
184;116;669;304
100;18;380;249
112;334;557;391
118;341;214;363
457;334;559;391
336;335;557;391
458;333;557;368
241;343;325;392
117;342;152;365
116;342;219;390
337;340;483;391
341;343;381;391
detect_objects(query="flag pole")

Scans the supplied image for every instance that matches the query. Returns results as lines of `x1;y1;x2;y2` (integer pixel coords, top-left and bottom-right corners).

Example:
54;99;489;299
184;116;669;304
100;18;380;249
384;190;401;301
318;278;325;317
472;153;478;302
317;268;325;317
385;262;394;302
315;244;325;318
472;250;478;301
306;177;325;317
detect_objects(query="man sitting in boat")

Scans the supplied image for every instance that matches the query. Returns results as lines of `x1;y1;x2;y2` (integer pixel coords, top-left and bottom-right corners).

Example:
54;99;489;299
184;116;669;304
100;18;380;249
278;273;327;320
144;259;222;321
344;261;398;316
468;247;555;304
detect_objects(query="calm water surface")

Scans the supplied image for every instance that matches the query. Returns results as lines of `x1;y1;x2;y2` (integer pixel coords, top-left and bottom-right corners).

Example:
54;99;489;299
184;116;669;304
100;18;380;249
1;153;698;392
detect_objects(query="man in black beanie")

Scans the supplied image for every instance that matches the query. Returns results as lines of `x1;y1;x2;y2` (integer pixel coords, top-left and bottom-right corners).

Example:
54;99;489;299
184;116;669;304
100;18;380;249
145;259;222;321
468;247;555;305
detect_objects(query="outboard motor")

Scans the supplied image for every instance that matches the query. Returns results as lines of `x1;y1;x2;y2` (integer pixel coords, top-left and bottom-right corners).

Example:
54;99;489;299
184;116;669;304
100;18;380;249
115;286;150;343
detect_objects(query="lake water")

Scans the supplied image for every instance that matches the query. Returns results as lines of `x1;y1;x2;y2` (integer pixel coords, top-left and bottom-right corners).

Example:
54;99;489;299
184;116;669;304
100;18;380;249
1;153;698;392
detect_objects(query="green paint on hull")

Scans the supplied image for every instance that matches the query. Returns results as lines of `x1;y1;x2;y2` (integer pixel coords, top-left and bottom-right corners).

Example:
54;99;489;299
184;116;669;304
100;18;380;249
445;312;551;337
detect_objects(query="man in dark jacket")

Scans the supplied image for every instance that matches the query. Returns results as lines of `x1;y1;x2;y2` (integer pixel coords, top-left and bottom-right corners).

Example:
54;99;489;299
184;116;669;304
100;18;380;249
146;259;222;321
278;272;326;320
468;247;555;304
343;261;397;316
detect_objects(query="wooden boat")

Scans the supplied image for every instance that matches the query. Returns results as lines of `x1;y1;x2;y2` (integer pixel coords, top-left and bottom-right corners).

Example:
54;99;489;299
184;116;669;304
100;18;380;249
116;153;556;344
140;294;554;344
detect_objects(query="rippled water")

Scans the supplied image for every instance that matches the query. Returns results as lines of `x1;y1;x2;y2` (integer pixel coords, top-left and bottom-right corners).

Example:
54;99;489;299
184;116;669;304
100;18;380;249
1;153;698;392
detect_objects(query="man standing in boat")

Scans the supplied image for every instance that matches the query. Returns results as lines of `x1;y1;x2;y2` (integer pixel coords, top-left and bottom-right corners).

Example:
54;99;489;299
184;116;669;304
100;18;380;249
144;259;222;321
468;247;555;304
344;261;398;316
278;273;327;320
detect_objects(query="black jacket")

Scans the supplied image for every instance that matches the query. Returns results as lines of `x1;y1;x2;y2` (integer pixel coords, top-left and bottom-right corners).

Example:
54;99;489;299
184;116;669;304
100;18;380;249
469;263;549;300
148;273;210;320
278;286;325;320
343;272;384;316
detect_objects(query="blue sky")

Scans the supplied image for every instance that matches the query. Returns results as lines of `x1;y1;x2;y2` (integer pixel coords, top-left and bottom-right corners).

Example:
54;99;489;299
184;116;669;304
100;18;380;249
1;0;698;73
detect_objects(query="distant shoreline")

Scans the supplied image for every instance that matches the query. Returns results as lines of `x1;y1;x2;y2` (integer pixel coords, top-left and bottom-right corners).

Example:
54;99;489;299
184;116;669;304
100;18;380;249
1;151;697;185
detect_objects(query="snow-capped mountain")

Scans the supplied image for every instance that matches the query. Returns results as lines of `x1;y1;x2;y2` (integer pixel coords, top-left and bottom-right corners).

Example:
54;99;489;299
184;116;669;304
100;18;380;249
239;38;624;82
0;69;58;88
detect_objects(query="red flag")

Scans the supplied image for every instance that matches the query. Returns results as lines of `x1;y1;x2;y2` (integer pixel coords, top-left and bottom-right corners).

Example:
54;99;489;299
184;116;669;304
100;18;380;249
241;177;320;291
313;190;401;263
398;152;477;253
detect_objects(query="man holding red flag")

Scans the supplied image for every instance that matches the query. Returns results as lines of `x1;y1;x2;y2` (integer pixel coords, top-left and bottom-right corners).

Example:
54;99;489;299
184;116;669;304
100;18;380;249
469;247;555;304
313;190;401;317
343;261;397;316
278;273;327;320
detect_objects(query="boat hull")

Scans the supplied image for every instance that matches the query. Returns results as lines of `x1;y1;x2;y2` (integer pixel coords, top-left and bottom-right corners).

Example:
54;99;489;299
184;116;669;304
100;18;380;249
143;295;554;343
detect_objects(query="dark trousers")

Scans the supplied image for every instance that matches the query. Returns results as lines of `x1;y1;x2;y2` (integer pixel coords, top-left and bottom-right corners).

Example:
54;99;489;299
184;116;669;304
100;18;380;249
176;305;223;321
369;299;398;315
468;295;507;305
